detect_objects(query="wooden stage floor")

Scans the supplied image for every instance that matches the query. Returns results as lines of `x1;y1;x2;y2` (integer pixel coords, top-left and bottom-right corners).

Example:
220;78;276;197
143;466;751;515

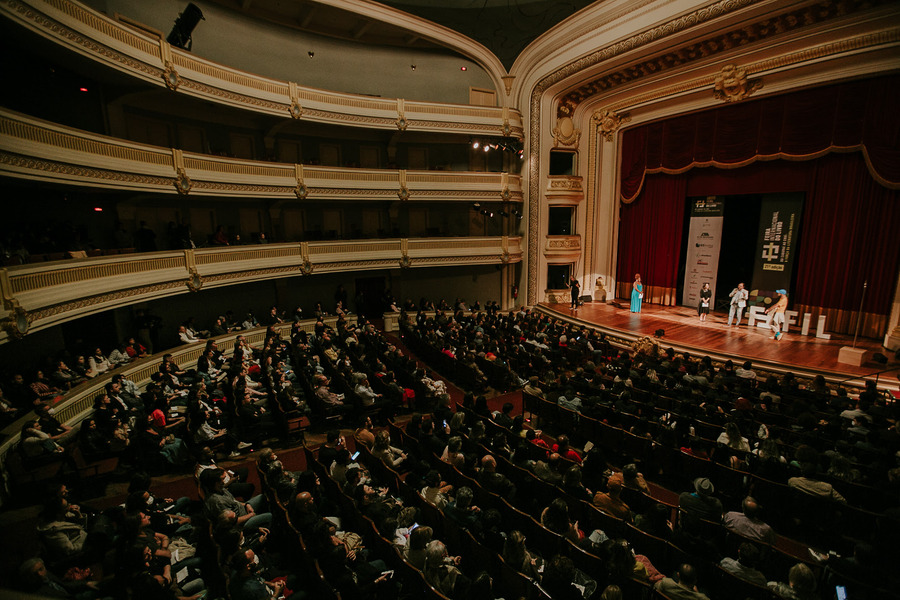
539;301;898;387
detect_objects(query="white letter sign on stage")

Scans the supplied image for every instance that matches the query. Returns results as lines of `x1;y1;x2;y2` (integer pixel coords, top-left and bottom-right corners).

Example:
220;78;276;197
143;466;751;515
683;197;724;308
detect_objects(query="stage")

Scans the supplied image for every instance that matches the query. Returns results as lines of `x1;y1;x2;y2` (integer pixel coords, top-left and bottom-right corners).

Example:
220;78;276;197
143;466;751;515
537;301;898;388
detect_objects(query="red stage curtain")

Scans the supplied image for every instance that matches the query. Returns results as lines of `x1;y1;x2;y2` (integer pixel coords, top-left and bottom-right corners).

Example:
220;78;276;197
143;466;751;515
615;174;687;306
620;75;900;202
791;153;900;337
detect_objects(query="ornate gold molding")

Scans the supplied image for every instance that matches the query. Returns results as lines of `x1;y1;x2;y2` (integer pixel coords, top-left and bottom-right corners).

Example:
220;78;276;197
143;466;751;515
592;109;631;142
713;64;763;103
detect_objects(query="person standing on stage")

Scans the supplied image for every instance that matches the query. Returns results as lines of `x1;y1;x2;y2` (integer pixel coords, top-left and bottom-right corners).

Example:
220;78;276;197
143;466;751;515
631;274;643;313
766;289;788;340
698;283;711;322
727;282;749;327
568;277;581;310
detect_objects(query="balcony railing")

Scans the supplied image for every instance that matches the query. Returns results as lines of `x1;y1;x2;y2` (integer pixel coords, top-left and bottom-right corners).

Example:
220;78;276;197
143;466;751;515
0;237;522;342
1;0;523;137
0;109;523;201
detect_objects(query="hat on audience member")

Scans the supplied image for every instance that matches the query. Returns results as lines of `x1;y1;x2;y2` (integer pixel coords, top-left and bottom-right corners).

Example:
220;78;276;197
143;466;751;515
693;477;715;496
776;289;787;294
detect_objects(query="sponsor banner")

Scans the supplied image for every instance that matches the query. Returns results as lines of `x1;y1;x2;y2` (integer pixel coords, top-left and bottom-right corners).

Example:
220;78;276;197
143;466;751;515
751;193;803;294
682;197;724;307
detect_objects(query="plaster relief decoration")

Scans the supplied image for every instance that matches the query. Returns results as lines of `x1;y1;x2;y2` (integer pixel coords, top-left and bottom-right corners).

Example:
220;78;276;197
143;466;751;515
172;149;192;195
397;170;410;201
294;163;309;199
159;40;181;91
713;64;763;103
399;238;411;269
288;82;303;119
0;269;28;337
592;109;631;142
299;242;313;275
552;101;581;148
501;107;512;137
500;172;511;201
501;235;510;263
396;99;408;131
186;268;202;292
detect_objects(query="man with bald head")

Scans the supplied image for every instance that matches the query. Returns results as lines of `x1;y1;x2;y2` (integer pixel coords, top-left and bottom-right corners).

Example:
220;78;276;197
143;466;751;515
289;491;320;537
477;454;516;499
723;496;776;544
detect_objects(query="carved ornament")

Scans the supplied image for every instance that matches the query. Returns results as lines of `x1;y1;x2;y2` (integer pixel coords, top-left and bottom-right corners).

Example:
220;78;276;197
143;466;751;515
162;62;181;91
552;102;581;148
592;109;631;142
713;64;763;102
174;168;192;195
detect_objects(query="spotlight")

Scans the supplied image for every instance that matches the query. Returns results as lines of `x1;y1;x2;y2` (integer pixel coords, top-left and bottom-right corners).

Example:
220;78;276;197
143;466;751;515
166;3;204;51
472;141;480;149
460;66;467;71
499;211;509;217
483;145;489;152
517;150;524;159
79;87;88;92
473;202;481;210
411;65;416;71
488;212;494;218
308;51;315;58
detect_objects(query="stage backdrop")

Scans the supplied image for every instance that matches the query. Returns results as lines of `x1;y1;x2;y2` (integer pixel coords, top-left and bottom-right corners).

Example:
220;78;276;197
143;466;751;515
682;197;724;308
751;193;803;295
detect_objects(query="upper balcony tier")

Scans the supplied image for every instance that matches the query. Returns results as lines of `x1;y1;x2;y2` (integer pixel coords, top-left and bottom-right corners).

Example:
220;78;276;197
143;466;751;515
0;236;523;344
0;108;523;201
1;0;523;137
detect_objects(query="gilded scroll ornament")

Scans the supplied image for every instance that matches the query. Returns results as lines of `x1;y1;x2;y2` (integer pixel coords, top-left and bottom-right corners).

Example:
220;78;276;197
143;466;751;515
295;183;309;199
397;185;410;201
162;62;181;91
300;259;313;275
592;109;631;142
713;64;763;102
174;168;192;195
289;101;303;119
186;269;202;292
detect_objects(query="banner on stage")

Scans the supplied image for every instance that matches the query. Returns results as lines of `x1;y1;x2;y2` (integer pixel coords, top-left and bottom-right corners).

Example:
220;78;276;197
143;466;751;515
751;193;803;295
682;197;724;308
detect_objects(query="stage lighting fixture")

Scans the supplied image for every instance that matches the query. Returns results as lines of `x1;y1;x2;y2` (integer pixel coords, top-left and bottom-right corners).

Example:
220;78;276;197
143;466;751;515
167;3;204;51
483;145;490;152
654;329;665;338
411;65;416;71
308;51;315;58
472;141;480;149
499;211;509;217
473;202;481;210
488;212;494;218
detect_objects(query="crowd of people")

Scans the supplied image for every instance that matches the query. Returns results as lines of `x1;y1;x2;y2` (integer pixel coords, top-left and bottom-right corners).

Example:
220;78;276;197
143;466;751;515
3;296;898;600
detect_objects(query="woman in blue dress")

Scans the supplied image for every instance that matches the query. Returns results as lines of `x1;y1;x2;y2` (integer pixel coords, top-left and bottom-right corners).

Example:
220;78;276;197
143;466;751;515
630;273;643;313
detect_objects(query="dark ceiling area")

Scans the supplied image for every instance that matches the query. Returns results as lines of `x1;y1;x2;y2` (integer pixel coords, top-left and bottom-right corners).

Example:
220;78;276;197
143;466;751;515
378;0;598;69
205;0;598;70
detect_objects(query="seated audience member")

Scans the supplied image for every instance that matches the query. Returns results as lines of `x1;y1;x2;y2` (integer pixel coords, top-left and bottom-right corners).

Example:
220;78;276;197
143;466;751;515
654;563;710;600
18;557;97;598
124;337;148;359
423;540;468;599
723;496;776;544
768;563;818;600
444;486;482;533
229;549;286;600
542;555;595;600
788;462;847;503
372;429;407;469
605;538;664;585
621;462;650;494
30;370;64;403
477;454;516;499
20;419;65;461
420;469;452;509
502;530;542;579
405;525;433;570
635;503;674;540
593;472;632;521
720;542;767;586
87;347;112;378
51;360;86;389
678;477;723;522
35;497;89;563
541;498;581;544
201;468;272;531
551;434;583;464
